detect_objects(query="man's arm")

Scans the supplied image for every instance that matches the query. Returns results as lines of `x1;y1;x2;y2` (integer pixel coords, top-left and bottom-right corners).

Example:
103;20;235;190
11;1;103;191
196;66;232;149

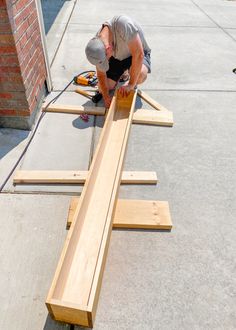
97;69;112;108
119;34;144;96
128;34;144;88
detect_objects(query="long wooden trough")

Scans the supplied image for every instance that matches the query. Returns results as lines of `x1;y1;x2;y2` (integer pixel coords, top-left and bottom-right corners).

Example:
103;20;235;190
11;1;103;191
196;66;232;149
46;91;137;327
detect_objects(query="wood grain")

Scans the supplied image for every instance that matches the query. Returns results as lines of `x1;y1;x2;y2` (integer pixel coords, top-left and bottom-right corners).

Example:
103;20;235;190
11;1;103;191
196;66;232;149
14;170;158;184
133;109;173;126
67;197;172;230
46;90;137;327
43;104;105;115
137;90;170;112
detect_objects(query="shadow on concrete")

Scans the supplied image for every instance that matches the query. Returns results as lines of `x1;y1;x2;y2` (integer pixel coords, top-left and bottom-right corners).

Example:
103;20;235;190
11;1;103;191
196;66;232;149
72;96;144;130
43;314;71;330
135;97;143;109
41;0;70;34
43;314;92;330
0;129;29;161
72;116;96;130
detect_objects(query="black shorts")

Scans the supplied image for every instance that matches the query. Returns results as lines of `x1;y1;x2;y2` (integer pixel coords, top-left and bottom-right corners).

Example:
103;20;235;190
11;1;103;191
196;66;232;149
106;51;151;82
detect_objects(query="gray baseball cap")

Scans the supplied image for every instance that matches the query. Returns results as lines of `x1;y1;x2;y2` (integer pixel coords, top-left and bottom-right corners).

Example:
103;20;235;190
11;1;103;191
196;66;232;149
85;37;109;72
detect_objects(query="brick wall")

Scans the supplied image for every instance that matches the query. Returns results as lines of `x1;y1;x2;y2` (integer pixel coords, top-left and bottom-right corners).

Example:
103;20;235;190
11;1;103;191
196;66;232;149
0;0;47;129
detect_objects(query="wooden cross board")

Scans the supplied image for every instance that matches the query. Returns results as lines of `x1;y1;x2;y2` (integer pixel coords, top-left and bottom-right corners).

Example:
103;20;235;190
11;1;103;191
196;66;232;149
67;197;172;230
13;170;158;184
42;89;174;127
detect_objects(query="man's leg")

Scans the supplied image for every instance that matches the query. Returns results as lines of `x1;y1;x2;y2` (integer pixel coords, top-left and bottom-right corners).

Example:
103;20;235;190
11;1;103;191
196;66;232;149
106;56;132;88
137;64;148;84
107;78;117;90
97;78;117;94
136;51;151;85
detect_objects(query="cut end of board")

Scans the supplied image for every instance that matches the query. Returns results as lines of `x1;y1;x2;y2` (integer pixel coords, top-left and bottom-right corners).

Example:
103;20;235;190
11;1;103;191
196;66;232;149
116;90;136;110
46;299;94;328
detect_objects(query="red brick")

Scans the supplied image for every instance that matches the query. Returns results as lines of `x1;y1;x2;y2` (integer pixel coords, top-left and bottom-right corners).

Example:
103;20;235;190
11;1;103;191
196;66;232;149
0;98;28;107
15;10;29;27
14;19;28;41
21;54;31;73
0;34;14;44
0;66;21;74
0;83;25;92
0;109;18;116
26;19;38;39
29;43;36;58
0;92;12;99
0;75;21;82
30;29;40;46
18;33;27;49
28;74;41;98
0;1;7;8
27;10;37;25
0;9;8;20
14;2;34;26
17;110;30;116
22;37;31;52
0;45;16;54
0;75;22;84
11;4;19;17
0;91;26;102
10;91;26;100
27;81;37;101
16;39;31;62
25;69;35;87
0;0;46;120
17;44;28;61
21;60;31;79
15;0;31;12
0;21;12;33
0;54;19;66
18;52;30;68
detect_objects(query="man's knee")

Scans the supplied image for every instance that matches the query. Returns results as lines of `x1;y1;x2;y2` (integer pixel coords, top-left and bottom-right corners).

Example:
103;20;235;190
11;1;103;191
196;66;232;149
137;65;148;84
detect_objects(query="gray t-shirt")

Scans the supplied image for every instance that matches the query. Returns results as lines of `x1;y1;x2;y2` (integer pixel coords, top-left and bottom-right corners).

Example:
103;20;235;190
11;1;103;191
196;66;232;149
98;15;151;61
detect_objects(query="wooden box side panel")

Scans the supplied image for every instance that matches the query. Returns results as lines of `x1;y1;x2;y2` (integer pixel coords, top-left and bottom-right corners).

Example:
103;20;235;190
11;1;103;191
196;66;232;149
88;91;137;317
46;299;92;328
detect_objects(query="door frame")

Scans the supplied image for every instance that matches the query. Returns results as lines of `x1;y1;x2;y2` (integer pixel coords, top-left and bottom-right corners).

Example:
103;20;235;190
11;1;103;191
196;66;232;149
35;0;53;92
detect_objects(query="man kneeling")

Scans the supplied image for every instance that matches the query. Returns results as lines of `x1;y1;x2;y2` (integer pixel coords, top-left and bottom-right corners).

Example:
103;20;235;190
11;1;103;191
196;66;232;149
85;15;151;108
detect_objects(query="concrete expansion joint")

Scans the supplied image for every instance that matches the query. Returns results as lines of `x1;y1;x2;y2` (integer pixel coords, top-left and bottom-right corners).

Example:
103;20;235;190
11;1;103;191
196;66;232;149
50;0;78;68
135;89;236;92
190;0;236;43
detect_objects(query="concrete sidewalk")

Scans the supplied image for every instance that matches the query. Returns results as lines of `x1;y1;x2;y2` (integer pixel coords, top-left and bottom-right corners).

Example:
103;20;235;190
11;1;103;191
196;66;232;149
0;0;236;329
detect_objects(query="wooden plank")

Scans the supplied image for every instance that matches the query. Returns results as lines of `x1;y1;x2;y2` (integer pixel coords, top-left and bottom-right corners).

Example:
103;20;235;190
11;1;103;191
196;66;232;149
137;89;170;112
42;101;173;127
13;170;88;184
46;90;137;327
67;197;172;230
120;171;157;183
13;170;157;185
43;104;105;115
114;199;172;229
133;109;174;126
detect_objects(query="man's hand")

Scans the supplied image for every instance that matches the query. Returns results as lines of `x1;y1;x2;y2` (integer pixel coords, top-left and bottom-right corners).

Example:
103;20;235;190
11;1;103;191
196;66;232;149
118;83;134;97
104;94;112;109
